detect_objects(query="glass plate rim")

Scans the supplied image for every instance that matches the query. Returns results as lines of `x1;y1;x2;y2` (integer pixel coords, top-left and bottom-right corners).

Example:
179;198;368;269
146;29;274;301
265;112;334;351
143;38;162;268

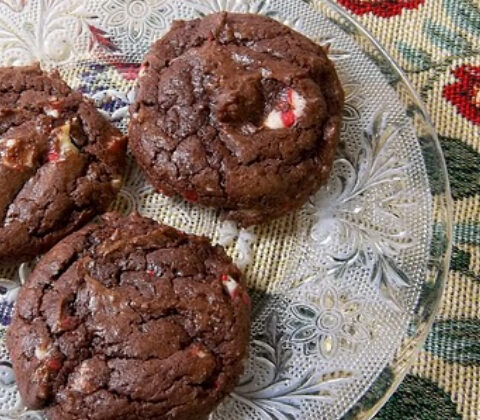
316;0;454;418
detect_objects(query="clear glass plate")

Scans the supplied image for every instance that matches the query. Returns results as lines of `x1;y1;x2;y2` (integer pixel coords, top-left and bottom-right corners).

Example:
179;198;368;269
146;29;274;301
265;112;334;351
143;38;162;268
0;0;452;419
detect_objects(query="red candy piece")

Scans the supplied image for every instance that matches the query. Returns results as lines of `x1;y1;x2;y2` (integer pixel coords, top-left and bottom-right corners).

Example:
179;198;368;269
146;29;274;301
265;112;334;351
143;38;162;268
46;358;62;372
48;150;60;163
146;269;154;277
184;190;198;202
107;137;125;154
281;110;296;127
222;274;240;299
59;316;77;331
287;88;294;105
273;89;296;128
112;63;141;81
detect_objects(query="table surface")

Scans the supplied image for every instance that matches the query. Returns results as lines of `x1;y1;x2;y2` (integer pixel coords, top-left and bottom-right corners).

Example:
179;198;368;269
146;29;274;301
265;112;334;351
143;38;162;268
333;0;479;419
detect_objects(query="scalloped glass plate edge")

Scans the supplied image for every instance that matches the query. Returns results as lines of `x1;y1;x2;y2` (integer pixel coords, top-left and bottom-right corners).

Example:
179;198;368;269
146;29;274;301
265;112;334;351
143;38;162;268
313;1;453;418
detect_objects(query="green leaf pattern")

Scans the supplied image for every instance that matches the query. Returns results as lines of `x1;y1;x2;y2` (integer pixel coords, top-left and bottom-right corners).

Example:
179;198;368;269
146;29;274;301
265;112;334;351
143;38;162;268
375;375;461;419
423;18;472;55
424;320;480;366
396;41;433;71
437;136;480;200
443;0;480;34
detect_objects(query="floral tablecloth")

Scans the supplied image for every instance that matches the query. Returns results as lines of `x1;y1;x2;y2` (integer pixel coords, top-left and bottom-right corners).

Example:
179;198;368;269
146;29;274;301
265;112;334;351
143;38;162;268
334;1;479;419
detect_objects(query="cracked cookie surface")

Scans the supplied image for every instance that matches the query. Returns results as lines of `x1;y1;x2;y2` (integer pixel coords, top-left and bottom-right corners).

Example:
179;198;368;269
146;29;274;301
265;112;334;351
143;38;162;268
7;212;251;420
0;64;126;263
129;12;344;226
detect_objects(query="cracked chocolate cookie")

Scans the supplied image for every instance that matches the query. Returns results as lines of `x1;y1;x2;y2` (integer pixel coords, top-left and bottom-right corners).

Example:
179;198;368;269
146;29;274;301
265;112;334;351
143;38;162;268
129;12;344;226
0;64;126;263
7;212;251;420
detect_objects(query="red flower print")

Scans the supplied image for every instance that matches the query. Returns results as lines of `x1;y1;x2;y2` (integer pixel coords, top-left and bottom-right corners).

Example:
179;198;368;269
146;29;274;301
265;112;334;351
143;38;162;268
443;65;480;125
111;62;141;81
338;0;425;18
88;25;118;52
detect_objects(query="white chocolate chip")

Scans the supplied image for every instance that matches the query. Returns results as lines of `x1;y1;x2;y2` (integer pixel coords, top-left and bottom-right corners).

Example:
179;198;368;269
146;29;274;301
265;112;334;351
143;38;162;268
71;361;92;392
264;110;284;130
261;68;272;78
5;139;17;148
232;53;253;66
291;90;306;118
196;349;207;359
35;346;49;360
22;148;34;168
263;89;306;130
44;107;59;118
55;122;78;157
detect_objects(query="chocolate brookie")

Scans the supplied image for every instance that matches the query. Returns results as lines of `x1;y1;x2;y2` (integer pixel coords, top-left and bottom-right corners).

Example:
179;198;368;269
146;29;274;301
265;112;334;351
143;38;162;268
0;64;126;263
129;12;344;226
7;212;251;420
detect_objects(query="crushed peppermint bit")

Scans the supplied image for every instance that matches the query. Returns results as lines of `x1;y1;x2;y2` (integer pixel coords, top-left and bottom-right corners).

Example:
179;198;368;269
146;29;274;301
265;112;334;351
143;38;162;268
59;316;77;331
183;190;198;202
48;150;60;162
46;357;62;371
281;110;296;127
48;122;78;163
222;275;239;299
264;88;307;129
146;269;154;277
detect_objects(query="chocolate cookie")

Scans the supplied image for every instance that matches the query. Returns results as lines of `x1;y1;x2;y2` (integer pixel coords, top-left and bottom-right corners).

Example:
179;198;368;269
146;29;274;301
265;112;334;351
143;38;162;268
0;64;126;263
129;12;344;226
7;212;251;420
